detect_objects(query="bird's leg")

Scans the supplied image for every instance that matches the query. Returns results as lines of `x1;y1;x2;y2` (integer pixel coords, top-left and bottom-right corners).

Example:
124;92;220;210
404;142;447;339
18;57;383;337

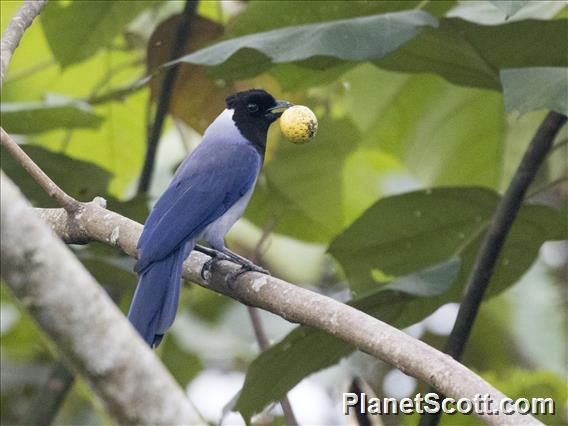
219;248;270;288
194;244;219;258
220;247;270;275
194;245;269;284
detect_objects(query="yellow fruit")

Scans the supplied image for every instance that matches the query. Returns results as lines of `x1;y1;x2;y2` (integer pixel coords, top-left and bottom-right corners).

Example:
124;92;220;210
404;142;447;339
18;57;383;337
279;105;318;144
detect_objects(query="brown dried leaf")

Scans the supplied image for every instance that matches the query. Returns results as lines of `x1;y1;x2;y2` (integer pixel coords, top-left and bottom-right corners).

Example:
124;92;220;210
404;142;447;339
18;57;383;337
147;15;233;133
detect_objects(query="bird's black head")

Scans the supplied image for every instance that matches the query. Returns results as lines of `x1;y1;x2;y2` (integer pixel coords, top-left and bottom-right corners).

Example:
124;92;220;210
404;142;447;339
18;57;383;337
226;89;292;153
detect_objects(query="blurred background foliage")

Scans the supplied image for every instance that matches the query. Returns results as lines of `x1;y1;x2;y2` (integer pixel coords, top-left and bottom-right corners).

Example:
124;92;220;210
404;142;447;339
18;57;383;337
1;1;566;425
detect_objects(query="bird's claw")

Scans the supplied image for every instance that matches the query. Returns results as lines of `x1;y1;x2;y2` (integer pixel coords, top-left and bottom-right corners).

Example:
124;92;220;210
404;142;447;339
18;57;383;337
200;257;215;280
200;251;232;280
225;263;270;289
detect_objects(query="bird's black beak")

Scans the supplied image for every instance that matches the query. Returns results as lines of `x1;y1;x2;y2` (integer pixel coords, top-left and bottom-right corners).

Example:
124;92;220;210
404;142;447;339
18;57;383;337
265;100;294;121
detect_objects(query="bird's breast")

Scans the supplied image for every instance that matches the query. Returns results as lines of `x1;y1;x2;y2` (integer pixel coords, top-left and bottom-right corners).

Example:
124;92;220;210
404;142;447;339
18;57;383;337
200;181;257;249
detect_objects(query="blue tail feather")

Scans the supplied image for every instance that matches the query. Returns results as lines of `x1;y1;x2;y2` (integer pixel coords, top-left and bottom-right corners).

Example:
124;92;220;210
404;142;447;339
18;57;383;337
128;241;193;347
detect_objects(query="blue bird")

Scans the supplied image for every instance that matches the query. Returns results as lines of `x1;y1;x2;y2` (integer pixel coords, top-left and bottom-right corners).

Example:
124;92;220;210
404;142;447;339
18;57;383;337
128;89;293;347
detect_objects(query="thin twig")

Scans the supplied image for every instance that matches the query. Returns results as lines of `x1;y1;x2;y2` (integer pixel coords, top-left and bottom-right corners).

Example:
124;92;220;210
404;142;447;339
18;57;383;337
137;0;199;194
0;0;48;87
247;224;298;426
0;128;80;212
87;79;146;105
246;307;298;425
527;176;568;199
4;58;56;84
419;111;567;426
26;360;75;426
549;138;567;155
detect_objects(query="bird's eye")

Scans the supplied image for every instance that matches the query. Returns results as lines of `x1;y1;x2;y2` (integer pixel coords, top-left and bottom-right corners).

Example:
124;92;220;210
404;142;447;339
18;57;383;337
247;103;259;113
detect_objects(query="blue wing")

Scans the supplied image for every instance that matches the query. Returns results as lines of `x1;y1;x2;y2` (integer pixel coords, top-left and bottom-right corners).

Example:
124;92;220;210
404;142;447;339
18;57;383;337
135;142;261;272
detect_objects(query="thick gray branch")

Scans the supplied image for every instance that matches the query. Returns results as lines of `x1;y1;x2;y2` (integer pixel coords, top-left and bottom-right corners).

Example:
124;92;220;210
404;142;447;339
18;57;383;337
0;0;47;87
36;204;540;425
1;173;194;425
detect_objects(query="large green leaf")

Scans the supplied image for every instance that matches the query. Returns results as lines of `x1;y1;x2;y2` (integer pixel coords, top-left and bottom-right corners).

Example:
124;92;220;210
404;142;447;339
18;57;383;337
41;0;158;67
225;0;454;90
170;10;438;80
234;259;460;421
329;187;493;293
244;117;360;243
344;65;505;189
35;87;148;196
328;187;565;296
1;97;103;134
478;369;567;426
500;67;568;116
2;1;149;197
377;17;568;90
227;0;454;36
169;12;566;91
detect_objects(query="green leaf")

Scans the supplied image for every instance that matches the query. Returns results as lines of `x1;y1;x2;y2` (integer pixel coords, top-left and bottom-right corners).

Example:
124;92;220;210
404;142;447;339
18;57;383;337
227;0;454;36
106;194;149;225
41;0;158;67
160;336;203;387
377;18;568;90
328;187;565;296
170;10;439;80
1;145;111;207
500;67;568;116
37;88;148;196
234;259;460;422
227;0;455;91
2;1;149;197
329;188;494;293
490;1;530;18
245;117;360;243
170;11;565;91
76;246;137;296
1;96;103;134
344;65;505;189
480;369;567;425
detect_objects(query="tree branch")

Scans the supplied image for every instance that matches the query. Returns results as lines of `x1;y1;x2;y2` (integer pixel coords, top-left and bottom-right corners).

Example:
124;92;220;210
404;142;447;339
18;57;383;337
1;128;80;212
33;203;540;425
0;0;47;87
420;111;567;426
1;172;195;425
137;0;199;194
446;111;566;359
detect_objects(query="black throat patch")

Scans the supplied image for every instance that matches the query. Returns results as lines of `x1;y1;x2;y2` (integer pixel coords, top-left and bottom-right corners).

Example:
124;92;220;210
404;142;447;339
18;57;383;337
231;109;270;155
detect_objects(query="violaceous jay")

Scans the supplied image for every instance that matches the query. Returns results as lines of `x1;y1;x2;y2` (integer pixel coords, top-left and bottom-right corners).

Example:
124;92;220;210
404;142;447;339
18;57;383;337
128;89;293;347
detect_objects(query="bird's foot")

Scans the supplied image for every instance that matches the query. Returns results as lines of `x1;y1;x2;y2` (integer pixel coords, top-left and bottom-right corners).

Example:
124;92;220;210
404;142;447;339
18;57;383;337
226;262;270;289
200;251;232;280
